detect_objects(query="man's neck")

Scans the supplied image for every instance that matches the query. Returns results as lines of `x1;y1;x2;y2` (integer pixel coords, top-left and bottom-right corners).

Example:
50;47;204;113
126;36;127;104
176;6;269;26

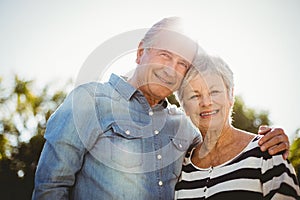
143;93;162;107
127;77;164;107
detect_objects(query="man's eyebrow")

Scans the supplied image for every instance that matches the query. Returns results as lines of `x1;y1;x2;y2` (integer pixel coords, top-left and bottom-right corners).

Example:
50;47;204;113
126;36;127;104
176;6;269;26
157;49;172;54
158;49;191;64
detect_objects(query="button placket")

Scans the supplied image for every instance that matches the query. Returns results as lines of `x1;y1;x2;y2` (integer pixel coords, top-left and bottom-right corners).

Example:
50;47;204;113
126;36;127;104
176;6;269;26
149;111;154;116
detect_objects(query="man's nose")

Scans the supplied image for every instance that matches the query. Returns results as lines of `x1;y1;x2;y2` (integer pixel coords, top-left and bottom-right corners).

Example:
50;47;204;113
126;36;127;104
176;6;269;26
163;60;178;77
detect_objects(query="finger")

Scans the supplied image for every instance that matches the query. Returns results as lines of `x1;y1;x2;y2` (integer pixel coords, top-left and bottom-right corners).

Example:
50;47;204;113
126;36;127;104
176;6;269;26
259;134;286;151
258;128;285;146
283;150;290;160
258;125;271;134
266;142;289;156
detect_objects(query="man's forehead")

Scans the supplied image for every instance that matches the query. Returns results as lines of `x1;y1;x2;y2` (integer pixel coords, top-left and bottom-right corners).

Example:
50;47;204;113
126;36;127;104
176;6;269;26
148;29;198;63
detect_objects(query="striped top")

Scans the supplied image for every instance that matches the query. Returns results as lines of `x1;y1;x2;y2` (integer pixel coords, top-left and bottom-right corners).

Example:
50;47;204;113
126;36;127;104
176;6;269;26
175;136;300;199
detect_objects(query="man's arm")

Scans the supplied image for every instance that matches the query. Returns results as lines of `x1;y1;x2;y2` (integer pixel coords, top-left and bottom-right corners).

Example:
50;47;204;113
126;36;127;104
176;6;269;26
32;84;99;199
258;125;290;159
32;90;86;199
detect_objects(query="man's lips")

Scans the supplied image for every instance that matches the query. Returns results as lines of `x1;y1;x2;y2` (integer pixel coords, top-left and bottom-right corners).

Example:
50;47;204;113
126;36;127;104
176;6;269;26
154;73;174;85
200;110;219;118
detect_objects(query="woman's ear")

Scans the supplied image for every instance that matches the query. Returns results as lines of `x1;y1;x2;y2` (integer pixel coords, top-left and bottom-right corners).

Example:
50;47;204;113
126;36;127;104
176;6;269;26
136;42;144;64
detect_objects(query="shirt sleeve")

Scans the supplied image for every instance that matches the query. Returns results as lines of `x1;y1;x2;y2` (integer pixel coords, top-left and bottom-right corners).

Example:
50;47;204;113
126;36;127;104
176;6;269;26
261;154;300;199
32;83;100;199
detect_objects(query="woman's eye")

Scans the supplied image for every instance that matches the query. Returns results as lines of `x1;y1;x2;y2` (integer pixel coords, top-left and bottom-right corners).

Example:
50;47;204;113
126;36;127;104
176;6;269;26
210;90;221;96
190;94;200;99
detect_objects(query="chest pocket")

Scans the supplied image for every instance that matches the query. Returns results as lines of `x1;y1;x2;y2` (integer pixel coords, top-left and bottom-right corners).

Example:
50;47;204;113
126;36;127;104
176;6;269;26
110;122;144;169
169;136;190;178
170;136;190;152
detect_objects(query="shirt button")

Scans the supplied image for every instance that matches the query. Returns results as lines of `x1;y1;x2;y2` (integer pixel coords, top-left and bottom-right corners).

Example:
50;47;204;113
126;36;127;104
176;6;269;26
178;143;183;149
154;130;159;135
149;111;153;116
158;181;163;186
125;130;130;135
204;188;207;192
157;154;162;160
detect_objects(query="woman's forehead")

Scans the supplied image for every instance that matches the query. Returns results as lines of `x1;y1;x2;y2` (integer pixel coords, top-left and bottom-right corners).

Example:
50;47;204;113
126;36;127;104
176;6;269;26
187;73;225;89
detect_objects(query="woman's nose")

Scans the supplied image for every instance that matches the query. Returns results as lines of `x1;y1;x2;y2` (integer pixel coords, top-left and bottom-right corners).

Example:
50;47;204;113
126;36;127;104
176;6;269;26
200;95;212;107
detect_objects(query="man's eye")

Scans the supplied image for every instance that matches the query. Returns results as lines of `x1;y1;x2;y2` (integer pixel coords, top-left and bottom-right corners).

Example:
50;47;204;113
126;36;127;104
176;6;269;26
160;52;171;59
179;62;188;69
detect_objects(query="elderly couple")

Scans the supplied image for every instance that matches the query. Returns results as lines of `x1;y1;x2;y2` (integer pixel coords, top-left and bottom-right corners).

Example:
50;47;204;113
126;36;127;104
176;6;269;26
33;17;299;199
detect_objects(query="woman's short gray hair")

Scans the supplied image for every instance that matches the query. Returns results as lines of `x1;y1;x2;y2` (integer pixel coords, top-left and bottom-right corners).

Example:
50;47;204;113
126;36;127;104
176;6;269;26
177;54;234;103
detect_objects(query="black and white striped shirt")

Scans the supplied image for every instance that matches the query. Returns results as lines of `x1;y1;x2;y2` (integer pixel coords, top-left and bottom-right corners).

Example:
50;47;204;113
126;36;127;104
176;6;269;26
175;136;300;199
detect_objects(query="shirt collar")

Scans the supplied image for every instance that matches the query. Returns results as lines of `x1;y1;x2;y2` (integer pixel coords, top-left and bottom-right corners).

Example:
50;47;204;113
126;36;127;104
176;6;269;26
109;73;137;101
152;99;168;111
108;73;169;110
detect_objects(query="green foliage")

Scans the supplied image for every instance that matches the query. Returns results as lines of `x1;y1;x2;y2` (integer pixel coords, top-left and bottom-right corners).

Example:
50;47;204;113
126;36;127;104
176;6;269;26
167;94;180;107
0;75;68;199
289;129;300;181
231;96;271;133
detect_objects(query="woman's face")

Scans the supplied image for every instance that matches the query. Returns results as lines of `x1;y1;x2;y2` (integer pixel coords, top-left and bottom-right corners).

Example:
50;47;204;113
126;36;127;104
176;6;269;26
182;72;233;134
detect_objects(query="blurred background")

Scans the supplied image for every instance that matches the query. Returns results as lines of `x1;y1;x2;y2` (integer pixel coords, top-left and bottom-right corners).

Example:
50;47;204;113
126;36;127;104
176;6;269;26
1;0;300;199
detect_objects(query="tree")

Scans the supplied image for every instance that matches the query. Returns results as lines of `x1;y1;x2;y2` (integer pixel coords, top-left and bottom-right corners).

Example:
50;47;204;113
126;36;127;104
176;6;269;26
0;76;68;199
289;128;300;182
231;96;271;133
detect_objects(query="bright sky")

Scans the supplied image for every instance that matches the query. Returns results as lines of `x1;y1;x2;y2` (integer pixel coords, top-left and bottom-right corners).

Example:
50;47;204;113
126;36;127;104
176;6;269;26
1;0;300;140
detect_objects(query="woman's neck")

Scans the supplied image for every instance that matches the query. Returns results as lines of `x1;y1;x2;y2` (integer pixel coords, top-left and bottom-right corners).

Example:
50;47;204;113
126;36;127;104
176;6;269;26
193;126;255;168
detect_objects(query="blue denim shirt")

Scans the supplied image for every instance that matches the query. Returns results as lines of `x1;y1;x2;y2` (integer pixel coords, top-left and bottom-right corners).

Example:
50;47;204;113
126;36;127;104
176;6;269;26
32;74;201;200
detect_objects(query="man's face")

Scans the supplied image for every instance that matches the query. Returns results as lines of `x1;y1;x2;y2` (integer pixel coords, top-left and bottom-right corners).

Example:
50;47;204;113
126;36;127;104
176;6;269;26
135;47;192;100
135;30;198;101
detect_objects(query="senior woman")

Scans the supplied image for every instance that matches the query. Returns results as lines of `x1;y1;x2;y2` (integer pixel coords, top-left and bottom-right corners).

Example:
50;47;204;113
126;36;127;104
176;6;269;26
175;54;300;199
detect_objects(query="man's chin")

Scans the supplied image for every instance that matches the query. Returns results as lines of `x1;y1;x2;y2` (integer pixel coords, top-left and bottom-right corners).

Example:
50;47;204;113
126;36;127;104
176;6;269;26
150;89;173;99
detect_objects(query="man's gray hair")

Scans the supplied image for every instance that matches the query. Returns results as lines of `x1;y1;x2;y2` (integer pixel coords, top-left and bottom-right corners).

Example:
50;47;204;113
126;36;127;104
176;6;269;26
141;17;184;48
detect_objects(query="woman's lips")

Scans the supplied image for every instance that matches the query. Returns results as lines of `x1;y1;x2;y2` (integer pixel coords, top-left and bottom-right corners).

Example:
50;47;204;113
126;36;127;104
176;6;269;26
200;110;219;118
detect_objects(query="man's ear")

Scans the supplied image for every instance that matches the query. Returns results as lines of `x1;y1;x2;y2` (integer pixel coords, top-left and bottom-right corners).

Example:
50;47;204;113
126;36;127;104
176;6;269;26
136;42;145;64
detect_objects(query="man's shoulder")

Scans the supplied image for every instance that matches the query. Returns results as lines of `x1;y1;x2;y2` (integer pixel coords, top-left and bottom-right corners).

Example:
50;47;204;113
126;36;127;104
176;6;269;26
73;81;113;97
